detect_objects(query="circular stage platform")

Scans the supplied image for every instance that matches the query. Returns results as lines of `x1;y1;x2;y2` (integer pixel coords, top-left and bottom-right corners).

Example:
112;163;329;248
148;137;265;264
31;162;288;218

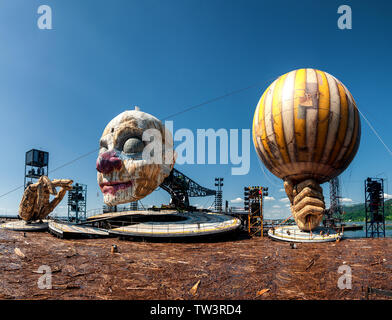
109;211;241;238
268;225;341;243
0;220;48;232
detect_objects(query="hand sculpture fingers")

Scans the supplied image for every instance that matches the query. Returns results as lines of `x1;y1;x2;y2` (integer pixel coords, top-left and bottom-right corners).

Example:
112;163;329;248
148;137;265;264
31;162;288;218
41;176;57;195
51;179;74;190
19;177;73;222
285;179;325;231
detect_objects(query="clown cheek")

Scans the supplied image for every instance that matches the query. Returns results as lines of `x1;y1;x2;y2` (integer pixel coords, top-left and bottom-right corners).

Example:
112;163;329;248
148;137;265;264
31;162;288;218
123;159;144;179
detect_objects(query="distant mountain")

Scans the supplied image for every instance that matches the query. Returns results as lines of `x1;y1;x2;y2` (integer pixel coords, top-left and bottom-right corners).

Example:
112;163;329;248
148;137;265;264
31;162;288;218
341;199;392;221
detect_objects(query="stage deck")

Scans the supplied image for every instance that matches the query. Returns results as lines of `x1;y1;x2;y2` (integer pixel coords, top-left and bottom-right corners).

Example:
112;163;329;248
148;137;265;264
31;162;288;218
87;210;177;221
48;221;110;238
109;212;241;238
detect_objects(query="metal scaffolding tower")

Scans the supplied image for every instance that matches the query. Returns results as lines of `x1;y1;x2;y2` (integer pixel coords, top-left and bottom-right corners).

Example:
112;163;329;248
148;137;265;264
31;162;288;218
24;149;49;189
67;183;87;223
214;178;223;213
244;186;268;237
365;178;385;238
324;176;343;228
130;201;138;211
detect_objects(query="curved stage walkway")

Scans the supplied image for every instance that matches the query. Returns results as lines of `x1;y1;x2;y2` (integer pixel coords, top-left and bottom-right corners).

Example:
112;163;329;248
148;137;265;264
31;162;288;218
109;212;241;238
49;221;110;238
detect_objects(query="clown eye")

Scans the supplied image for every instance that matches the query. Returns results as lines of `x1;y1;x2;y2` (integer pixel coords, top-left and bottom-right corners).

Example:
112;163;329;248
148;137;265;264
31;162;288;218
99;140;108;153
123;137;144;154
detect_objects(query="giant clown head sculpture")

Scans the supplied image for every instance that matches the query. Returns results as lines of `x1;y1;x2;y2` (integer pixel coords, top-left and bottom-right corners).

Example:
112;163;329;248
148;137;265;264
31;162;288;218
96;107;175;206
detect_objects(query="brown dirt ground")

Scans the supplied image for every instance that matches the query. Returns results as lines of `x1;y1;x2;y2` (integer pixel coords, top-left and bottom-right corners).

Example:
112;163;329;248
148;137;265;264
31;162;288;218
0;229;391;300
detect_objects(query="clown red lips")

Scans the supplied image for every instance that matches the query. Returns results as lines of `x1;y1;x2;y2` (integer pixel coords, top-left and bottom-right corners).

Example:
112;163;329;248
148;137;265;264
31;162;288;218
96;107;175;206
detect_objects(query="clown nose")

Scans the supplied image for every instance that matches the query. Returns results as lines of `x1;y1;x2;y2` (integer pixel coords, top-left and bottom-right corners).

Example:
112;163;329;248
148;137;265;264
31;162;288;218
96;151;122;174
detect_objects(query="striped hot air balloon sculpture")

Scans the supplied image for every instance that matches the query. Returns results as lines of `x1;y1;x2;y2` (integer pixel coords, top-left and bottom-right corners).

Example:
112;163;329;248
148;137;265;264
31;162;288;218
252;68;360;231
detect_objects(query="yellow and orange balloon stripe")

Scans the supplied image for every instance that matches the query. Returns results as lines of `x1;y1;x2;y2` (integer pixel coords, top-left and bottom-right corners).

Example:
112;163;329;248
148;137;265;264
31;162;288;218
252;68;360;183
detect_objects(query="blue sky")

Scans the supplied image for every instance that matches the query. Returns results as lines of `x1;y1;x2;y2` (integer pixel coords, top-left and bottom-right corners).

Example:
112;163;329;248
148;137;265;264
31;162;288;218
0;0;391;218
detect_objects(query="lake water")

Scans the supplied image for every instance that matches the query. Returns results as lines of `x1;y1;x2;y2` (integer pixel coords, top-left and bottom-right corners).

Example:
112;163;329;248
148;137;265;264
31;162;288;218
343;221;392;238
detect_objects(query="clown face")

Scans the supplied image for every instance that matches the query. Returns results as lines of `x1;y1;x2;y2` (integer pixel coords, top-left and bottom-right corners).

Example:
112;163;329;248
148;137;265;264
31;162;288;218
96;108;175;206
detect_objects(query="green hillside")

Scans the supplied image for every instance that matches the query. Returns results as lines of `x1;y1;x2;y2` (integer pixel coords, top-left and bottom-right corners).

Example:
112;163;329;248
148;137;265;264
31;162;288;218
342;199;392;221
